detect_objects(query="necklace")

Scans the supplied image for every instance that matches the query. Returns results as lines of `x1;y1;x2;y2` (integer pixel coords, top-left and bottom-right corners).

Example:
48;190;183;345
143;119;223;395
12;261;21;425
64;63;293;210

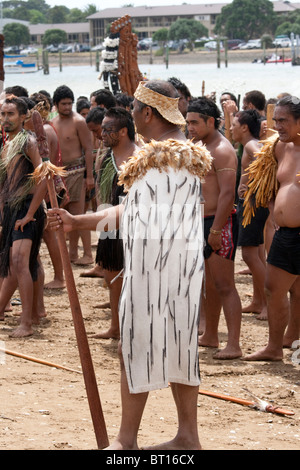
157;128;178;141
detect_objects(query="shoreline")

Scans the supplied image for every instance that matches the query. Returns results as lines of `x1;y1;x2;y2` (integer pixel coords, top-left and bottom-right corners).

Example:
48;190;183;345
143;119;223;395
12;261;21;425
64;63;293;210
44;48;292;68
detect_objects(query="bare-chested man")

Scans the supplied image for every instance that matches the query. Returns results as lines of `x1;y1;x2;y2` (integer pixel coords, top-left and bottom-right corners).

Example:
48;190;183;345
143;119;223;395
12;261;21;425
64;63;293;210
91;106;139;339
52;85;94;264
25;93;66;290
0;97;47;337
186;97;242;359
244;95;300;361
231;109;269;320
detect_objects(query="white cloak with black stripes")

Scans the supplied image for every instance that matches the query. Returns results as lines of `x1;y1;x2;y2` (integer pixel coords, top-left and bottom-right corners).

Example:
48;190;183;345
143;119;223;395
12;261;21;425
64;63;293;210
119;167;204;394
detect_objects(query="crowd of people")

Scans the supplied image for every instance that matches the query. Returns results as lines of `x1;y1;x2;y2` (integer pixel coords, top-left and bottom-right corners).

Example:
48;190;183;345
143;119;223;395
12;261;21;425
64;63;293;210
0;78;299;450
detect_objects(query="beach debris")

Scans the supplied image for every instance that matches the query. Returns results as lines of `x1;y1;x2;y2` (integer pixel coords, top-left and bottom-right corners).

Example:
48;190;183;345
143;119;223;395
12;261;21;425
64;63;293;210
0;347;82;374
198;388;295;416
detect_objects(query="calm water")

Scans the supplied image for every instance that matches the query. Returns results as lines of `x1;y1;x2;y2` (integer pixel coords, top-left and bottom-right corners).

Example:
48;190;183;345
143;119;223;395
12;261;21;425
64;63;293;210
4;61;299;104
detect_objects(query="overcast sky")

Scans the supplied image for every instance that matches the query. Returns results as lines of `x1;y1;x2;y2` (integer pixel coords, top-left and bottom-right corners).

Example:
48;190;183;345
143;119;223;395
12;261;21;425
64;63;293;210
46;0;231;10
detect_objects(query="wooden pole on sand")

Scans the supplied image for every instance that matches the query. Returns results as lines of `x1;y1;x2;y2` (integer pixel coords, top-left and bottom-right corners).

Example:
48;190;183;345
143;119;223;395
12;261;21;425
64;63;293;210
266;103;276;138
31;110;109;449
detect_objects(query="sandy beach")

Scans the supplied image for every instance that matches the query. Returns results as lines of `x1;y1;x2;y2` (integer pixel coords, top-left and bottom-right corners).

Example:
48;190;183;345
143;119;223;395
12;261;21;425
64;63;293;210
0;47;299;451
0;229;299;451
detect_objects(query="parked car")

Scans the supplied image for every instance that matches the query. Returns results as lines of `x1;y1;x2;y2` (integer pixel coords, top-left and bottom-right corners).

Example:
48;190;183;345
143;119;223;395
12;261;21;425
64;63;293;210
59;44;73;53
4;45;21;54
240;39;261;49
91;43;105;51
45;44;59;53
227;39;244;50
137;40;150;51
78;44;90;52
204;40;223;50
273;36;291;48
20;47;38;55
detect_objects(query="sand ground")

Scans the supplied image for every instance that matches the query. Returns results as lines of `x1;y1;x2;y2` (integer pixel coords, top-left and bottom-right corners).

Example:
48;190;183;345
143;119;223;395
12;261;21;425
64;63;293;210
0;229;299;451
0;47;299;451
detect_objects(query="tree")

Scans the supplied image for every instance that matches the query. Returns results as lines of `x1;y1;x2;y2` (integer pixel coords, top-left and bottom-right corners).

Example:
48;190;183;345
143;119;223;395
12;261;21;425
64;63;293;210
83;4;97;16
168;19;208;50
214;0;275;41
275;21;300;37
29;9;46;24
42;28;67;46
47;6;69;24
3;22;30;46
67;8;86;23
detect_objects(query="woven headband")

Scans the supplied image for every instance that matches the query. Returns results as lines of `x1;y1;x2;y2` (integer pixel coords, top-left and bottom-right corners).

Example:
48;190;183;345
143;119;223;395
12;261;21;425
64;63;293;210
134;81;186;126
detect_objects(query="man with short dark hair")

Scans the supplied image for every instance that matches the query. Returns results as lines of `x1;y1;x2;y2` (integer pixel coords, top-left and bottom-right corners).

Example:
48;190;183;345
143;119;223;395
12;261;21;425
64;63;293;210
52;85;94;264
90;89;117;110
92;106;138;340
243;90;266;116
0;97;46;337
231;109;269;320
186;97;242;360
167;76;192;117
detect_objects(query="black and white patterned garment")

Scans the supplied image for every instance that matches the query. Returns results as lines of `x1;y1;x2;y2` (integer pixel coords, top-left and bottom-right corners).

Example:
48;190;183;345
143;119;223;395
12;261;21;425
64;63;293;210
119;167;204;394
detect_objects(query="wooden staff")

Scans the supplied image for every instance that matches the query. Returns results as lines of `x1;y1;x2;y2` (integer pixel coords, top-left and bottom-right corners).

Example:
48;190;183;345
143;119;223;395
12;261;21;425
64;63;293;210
31;110;109;449
0;347;82;374
224;108;232;143
199;388;294;416
0;34;4;92
202;80;205;96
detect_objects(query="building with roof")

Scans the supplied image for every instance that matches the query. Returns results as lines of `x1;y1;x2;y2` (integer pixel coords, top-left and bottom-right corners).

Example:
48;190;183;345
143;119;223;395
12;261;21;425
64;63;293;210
87;2;300;45
29;22;90;45
2;2;300;47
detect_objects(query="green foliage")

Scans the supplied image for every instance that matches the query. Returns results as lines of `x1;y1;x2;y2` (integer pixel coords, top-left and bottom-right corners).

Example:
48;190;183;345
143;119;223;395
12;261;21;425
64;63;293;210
152;28;169;43
215;0;275;41
67;8;87;23
261;33;273;48
168;18;208;49
42;28;68;46
28;9;46;24
47;6;69;23
275;21;300;36
3;22;30;45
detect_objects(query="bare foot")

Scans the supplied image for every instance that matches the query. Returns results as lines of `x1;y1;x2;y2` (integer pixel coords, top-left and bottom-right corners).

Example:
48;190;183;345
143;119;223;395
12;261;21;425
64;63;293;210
213;346;242;360
242;302;263;314
283;336;299;348
0;314;4;321
236;268;252;275
256;307;268;321
9;325;34;338
80;266;104;278
91;329;120;340
198;333;219;348
143;438;202;451
242;347;283;362
104;439;138;450
44;279;66;289
73;255;94;266
5;303;12;312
